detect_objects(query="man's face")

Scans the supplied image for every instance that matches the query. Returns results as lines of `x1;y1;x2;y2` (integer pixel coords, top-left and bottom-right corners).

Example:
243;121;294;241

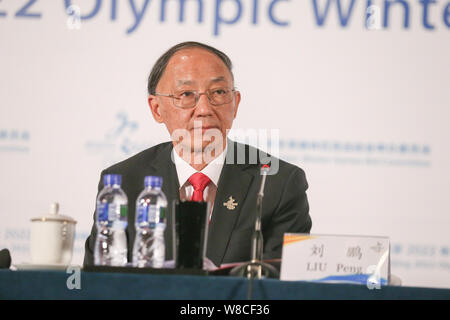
148;48;240;156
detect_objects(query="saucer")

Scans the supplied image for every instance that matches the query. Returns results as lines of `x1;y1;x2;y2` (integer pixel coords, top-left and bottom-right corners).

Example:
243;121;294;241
13;262;69;271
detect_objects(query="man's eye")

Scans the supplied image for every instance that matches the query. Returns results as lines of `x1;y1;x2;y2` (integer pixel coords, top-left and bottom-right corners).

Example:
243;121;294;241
179;91;195;98
212;88;227;95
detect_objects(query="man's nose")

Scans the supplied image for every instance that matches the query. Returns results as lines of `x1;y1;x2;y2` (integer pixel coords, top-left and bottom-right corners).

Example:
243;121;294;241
194;93;213;115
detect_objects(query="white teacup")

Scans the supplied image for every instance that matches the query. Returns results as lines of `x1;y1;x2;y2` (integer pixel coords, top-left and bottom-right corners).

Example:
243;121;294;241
30;203;77;265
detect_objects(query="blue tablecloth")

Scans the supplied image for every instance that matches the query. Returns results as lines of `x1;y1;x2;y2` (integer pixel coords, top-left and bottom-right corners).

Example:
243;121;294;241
0;269;449;300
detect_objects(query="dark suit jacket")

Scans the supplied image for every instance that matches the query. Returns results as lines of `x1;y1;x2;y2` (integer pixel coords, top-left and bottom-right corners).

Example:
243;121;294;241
83;140;311;267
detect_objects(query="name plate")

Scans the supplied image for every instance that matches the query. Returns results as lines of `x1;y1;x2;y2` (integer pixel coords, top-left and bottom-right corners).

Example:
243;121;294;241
280;234;390;287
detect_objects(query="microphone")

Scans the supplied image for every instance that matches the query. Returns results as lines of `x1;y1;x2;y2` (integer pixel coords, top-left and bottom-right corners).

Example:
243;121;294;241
251;165;270;263
230;164;279;295
0;249;11;269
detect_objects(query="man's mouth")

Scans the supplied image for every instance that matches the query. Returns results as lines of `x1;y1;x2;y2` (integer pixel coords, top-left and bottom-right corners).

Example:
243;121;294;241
192;126;219;131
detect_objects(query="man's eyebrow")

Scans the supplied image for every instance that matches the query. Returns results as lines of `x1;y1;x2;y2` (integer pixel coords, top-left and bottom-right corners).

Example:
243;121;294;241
176;80;194;86
176;77;228;86
210;76;227;83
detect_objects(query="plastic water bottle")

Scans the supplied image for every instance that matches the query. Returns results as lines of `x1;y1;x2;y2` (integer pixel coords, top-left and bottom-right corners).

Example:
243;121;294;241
133;176;167;268
94;174;128;266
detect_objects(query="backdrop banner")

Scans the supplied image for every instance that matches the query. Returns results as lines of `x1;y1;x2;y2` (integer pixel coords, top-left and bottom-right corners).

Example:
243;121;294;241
1;0;449;288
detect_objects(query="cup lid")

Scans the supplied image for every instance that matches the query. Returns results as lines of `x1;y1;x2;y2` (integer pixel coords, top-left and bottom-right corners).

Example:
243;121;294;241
30;202;77;224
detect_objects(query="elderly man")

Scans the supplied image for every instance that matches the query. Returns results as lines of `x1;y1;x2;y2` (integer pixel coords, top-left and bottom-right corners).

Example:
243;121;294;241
83;41;311;267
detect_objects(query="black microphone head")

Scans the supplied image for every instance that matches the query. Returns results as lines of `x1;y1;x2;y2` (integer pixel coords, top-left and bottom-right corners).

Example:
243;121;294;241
0;249;11;269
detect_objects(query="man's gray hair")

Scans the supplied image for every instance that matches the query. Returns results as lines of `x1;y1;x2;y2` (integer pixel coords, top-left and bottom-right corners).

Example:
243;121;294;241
147;41;234;95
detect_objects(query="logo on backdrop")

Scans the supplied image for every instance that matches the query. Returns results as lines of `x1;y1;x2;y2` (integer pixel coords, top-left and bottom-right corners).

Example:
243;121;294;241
0;129;30;153
85;111;152;166
0;228;30;256
391;243;450;276
1;0;448;36
277;139;432;167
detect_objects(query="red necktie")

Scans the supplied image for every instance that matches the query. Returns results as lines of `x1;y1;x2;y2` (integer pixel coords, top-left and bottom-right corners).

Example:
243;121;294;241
188;172;211;202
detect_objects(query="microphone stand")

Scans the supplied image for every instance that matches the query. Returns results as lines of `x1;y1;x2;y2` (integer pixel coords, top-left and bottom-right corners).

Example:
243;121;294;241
230;167;279;299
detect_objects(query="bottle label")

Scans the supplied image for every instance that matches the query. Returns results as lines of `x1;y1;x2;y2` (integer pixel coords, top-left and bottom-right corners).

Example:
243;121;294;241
120;205;128;218
148;205;157;224
97;202;128;222
97;202;108;222
137;205;148;224
137;204;165;227
159;207;165;221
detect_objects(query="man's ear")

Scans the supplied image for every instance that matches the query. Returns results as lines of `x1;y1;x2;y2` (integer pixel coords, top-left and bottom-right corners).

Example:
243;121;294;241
148;96;164;123
233;91;241;119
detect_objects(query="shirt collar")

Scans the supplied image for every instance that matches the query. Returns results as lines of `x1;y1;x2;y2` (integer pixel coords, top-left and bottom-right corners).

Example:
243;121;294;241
172;144;227;188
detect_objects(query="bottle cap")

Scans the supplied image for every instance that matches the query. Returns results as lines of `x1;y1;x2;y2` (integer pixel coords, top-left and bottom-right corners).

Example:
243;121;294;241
104;174;122;186
145;176;162;188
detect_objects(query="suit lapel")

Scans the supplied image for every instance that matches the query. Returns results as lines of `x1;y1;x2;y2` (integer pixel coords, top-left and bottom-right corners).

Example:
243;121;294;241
206;143;255;266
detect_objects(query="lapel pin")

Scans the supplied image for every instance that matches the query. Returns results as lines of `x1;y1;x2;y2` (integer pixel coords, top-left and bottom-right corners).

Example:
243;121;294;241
223;196;238;210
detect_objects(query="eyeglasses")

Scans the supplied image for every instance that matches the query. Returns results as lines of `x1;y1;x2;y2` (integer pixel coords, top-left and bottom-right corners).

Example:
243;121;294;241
154;87;236;109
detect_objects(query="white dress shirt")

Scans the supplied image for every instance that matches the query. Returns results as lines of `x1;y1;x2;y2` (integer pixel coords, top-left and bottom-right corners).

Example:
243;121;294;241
172;145;227;209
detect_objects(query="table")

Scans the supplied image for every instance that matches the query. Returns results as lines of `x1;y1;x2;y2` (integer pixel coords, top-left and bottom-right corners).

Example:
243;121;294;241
1;269;449;300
